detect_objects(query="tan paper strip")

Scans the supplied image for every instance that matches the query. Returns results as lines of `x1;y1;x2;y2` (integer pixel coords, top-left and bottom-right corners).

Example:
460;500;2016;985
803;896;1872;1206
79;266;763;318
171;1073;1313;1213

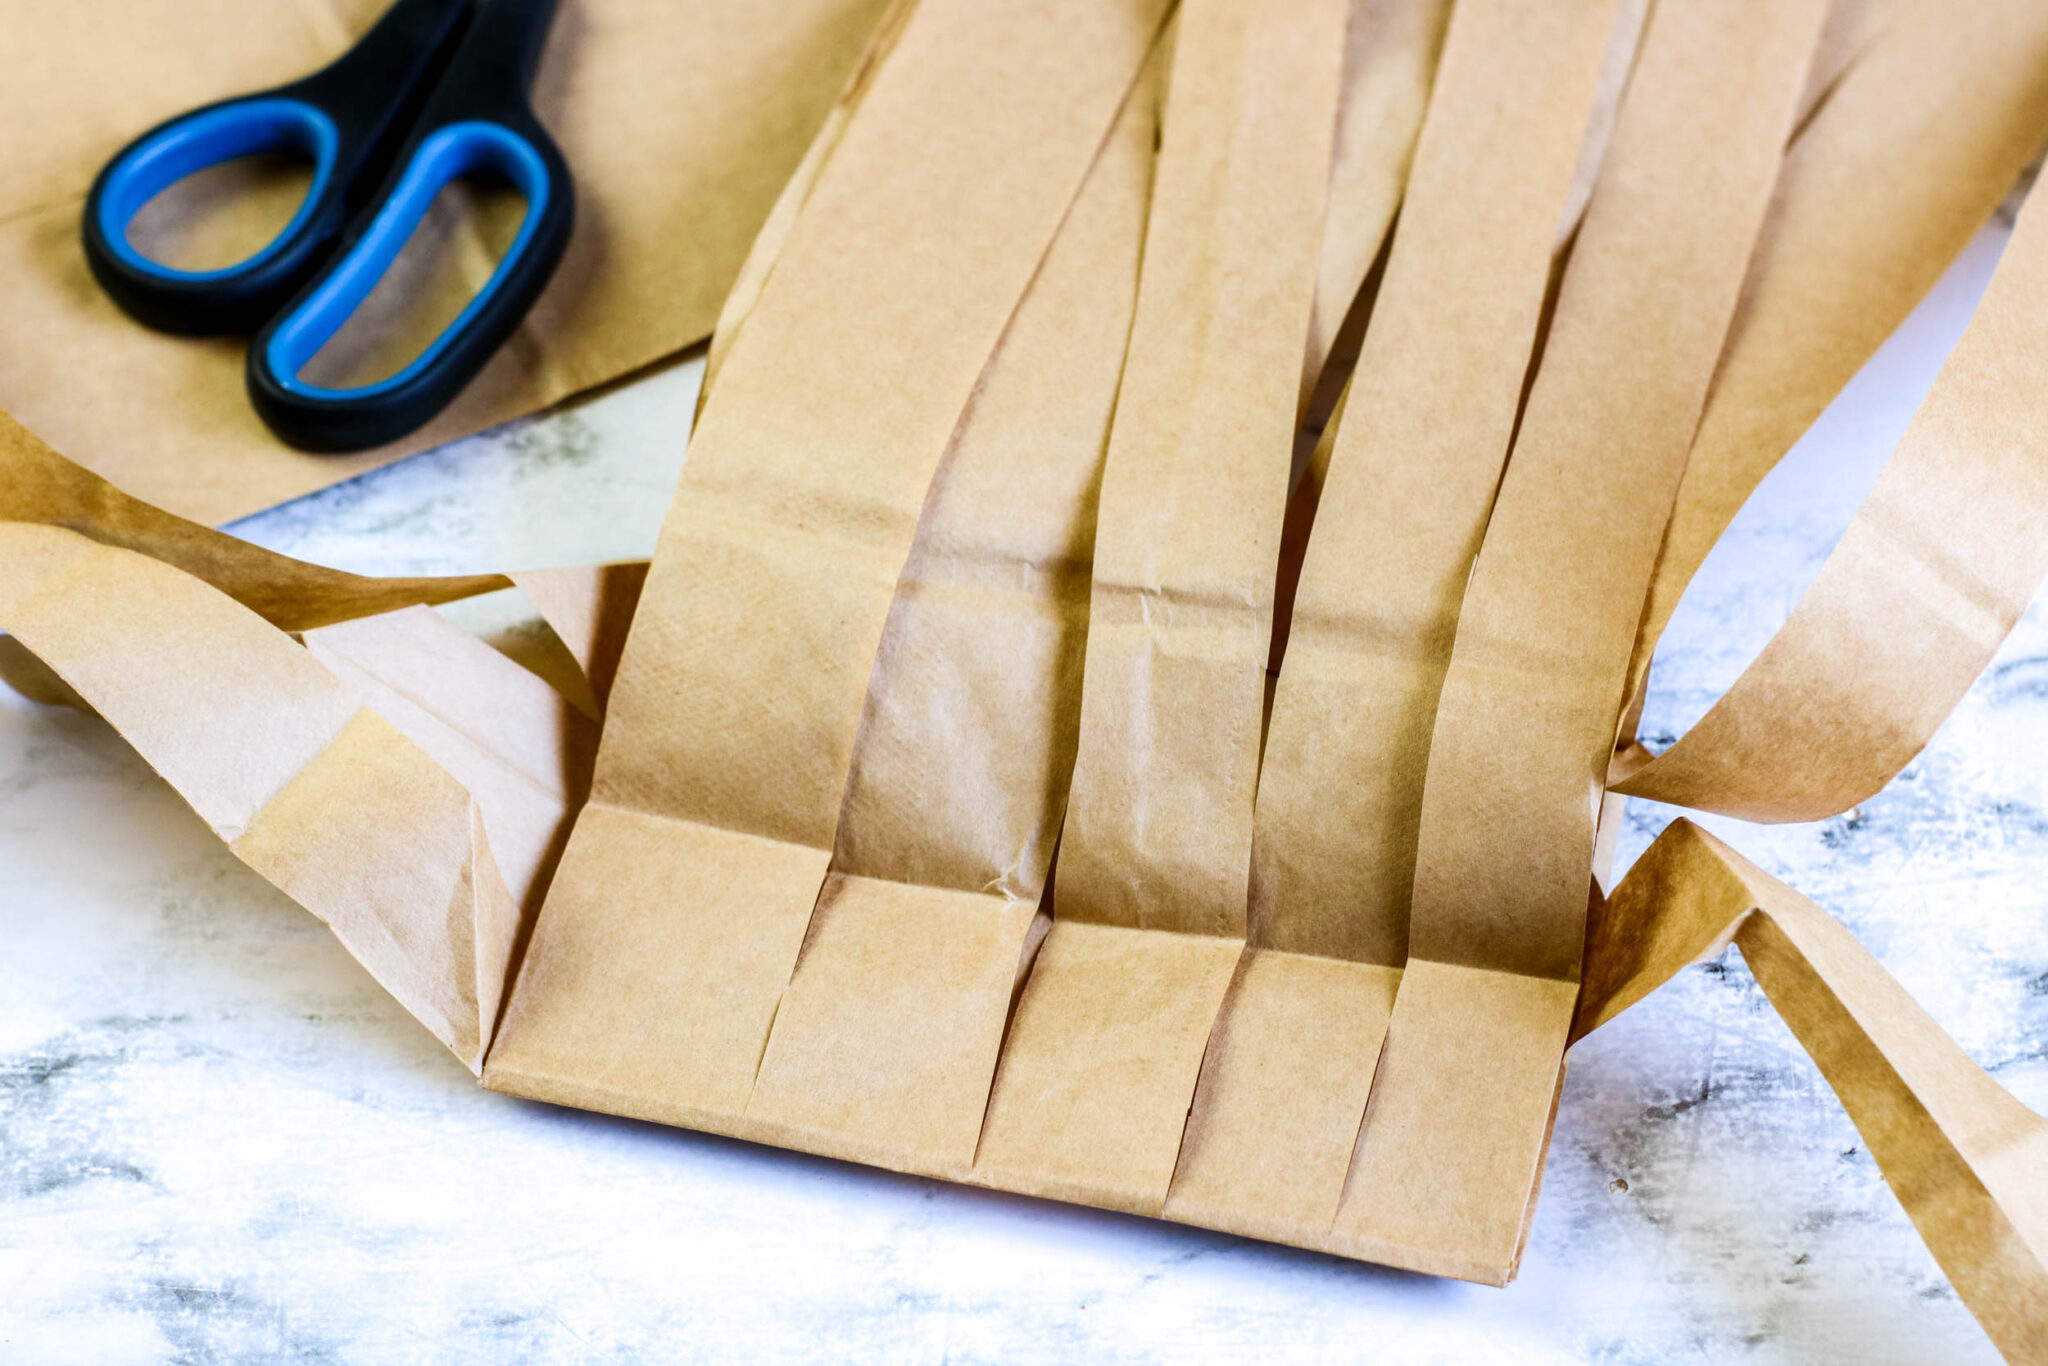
0;412;503;625
1581;820;2048;1365
1298;0;1452;401
1616;148;2048;821
0;527;593;1070
504;562;649;711
483;0;1171;1132
1624;0;2048;716
1550;0;1651;257
1250;0;1618;979
1416;0;1824;976
2;0;896;522
742;51;1158;1180
970;0;1348;1217
0;411;645;718
1334;0;1829;1286
1172;0;1616;1275
701;0;923;401
1053;0;1345;943
1271;0;1645;652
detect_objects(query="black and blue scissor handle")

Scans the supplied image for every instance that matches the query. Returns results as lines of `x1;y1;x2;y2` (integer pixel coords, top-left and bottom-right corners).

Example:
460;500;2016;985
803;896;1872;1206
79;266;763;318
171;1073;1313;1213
82;0;573;452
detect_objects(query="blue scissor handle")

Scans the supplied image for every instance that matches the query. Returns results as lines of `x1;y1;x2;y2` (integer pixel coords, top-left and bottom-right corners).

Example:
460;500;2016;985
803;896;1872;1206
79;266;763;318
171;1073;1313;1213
247;0;573;452
84;98;343;333
81;0;471;336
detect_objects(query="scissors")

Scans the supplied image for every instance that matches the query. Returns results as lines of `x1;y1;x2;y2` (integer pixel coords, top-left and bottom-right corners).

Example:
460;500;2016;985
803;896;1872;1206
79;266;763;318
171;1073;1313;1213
82;0;574;453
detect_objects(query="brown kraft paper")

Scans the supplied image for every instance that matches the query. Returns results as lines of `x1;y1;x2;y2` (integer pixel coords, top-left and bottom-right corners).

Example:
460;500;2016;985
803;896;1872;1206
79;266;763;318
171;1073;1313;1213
0;524;596;1070
0;411;642;714
700;0;923;402
6;3;2048;1349
0;0;895;522
1342;0;1828;1283
1582;820;2048;1365
8;528;2045;1353
738;51;1159;1181
1213;0;1621;1270
1298;0;1453;402
482;0;1174;1139
1614;147;2048;822
968;0;1349;1216
1622;0;2048;719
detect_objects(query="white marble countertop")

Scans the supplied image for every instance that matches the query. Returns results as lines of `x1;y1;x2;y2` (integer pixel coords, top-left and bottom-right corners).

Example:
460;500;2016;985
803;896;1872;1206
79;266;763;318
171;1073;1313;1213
5;220;2045;1364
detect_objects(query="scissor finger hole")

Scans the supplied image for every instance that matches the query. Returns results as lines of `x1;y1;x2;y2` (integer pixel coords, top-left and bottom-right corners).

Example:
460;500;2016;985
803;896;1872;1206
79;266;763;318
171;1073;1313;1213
124;154;317;274
97;99;339;281
297;174;531;390
262;121;556;406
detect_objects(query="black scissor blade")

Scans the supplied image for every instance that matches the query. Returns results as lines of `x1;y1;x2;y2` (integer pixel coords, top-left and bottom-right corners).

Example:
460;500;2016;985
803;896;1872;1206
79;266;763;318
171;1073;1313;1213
289;0;474;200
445;0;564;102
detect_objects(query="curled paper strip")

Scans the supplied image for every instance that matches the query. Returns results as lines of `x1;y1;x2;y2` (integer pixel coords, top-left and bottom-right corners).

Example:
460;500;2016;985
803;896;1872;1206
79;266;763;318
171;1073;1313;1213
1621;0;2048;737
0;410;504;628
0;413;641;716
1615;140;2048;822
0;523;591;1071
1581;821;2048;1365
0;427;639;1070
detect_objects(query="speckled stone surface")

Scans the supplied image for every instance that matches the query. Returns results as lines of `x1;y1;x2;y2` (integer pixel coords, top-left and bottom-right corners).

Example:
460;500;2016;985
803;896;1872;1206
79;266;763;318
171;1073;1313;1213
4;221;2045;1364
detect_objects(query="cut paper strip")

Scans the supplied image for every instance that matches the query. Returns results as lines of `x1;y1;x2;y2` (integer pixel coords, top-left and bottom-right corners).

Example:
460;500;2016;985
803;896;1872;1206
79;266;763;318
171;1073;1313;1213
1299;0;1452;400
1623;0;2048;717
975;0;1349;1216
506;562;649;711
0;411;646;714
0;526;593;1070
0;411;502;627
1217;0;1621;1268
1342;0;1830;1284
701;0;923;400
1581;821;2048;1366
483;0;1173;1136
742;49;1158;1180
1250;0;1619;976
1615;139;2048;821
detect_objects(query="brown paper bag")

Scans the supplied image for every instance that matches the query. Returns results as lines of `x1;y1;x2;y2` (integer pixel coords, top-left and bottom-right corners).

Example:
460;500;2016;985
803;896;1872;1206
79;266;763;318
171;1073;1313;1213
8;520;2043;1352
11;454;2048;1346
0;0;895;522
8;2;2048;1352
